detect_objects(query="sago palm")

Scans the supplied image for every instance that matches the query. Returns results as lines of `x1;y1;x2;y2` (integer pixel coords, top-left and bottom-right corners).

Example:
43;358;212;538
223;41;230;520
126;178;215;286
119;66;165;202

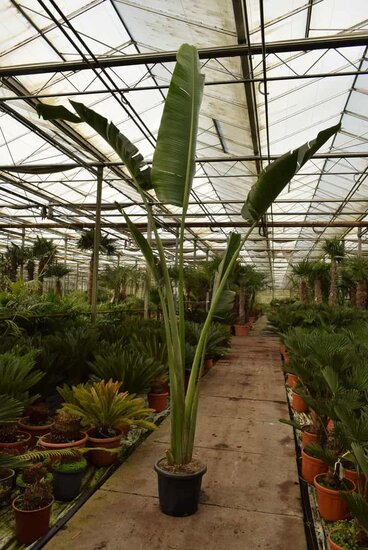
77;229;117;304
322;238;345;306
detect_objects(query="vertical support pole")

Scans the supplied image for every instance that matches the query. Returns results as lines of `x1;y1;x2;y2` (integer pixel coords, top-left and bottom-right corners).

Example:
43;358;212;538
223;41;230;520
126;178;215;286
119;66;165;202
358;228;362;255
193;238;197;266
144;219;151;319
91;167;103;324
205;249;210;312
76;262;79;291
20;228;25;279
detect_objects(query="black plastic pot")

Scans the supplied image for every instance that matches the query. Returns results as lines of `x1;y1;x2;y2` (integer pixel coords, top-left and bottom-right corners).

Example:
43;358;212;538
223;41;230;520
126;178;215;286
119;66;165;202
154;459;207;517
52;468;86;501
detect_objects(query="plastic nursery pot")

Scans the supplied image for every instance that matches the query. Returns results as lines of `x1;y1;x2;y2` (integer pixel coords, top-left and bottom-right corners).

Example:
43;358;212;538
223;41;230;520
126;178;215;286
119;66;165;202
301;448;328;484
154;459;207;517
148;392;169;413
0;468;15;506
287;373;298;389
343;466;366;493
87;428;122;467
0;431;31;453
328;530;345;550
279;344;286;360
301;427;319;448
284;353;290;366
18;417;54;446
38;432;88;463
292;392;308;413
12;495;54;545
52;466;86;501
314;474;355;522
233;324;249;337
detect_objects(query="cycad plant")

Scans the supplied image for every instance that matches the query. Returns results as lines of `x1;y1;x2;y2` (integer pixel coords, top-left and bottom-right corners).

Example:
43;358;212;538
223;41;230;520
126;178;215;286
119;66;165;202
37;43;340;467
322;237;345;306
32;237;57;295
77;229;117;305
58;379;156;435
0;348;43;406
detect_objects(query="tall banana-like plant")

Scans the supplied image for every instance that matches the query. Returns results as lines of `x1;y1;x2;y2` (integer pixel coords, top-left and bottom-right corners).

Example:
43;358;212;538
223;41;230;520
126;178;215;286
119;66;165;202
37;44;340;466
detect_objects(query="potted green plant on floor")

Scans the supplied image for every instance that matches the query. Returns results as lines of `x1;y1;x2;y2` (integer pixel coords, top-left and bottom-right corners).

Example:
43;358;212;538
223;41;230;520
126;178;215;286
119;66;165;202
52;453;88;501
37;43;340;516
58;379;156;467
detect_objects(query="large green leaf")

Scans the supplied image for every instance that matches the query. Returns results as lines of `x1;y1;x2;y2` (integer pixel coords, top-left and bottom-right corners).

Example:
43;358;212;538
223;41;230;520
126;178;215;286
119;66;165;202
212;233;241;297
242;123;341;222
37;102;152;190
152;44;205;207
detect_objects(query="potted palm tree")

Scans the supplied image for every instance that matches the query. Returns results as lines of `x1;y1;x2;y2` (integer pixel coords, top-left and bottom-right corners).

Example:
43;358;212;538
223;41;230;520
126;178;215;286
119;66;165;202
291;259;313;304
45;263;71;297
343;255;368;310
77;229;116;304
309;260;330;304
322;238;345;306
37;43;340;516
32;236;57;294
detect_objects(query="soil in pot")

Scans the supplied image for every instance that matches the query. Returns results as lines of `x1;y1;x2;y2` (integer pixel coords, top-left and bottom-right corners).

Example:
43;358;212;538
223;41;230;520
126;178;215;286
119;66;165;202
0;468;15;506
329;520;368;550
87;427;122;467
292;392;308;413
0;430;31;453
314;474;355;521
154;458;207;517
301;448;328;484
148;391;169;413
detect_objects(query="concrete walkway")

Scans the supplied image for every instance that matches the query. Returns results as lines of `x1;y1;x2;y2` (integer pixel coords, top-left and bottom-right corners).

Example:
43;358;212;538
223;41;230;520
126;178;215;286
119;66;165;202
46;321;306;550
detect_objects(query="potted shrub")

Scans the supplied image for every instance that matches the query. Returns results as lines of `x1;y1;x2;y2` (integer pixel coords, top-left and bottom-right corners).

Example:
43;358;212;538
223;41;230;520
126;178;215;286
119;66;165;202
18;402;54;445
38;410;88;451
52;453;87;501
58;380;156;467
12;479;54;544
16;462;52;492
38;43;340;516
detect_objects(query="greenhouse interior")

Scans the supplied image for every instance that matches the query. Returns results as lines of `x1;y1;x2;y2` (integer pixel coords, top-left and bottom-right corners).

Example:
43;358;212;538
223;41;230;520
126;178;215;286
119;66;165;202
0;0;367;549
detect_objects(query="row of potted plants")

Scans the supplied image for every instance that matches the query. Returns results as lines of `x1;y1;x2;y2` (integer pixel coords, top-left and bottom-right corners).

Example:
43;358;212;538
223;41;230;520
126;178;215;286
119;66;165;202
277;310;368;549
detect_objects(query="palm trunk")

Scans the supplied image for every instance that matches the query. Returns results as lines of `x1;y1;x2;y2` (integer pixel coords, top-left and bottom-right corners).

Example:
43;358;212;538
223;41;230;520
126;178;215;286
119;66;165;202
88;254;94;305
350;286;357;307
56;278;62;298
238;287;246;324
356;280;367;309
300;279;309;304
37;260;45;295
27;260;35;281
314;278;322;304
328;261;337;305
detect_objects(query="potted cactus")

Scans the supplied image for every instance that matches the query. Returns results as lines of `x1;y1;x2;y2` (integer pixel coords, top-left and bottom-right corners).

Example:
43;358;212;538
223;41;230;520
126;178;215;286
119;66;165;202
37;43;340;516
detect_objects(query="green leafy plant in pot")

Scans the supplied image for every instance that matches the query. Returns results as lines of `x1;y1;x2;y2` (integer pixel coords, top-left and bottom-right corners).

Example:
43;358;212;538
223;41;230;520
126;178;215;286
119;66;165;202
37;43;340;516
58;379;156;467
52;453;87;502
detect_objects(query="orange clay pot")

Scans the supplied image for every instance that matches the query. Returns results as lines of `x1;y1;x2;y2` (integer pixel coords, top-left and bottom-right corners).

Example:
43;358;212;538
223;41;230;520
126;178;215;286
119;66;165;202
38;432;88;463
327;419;335;432
13;496;53;545
328;530;347;550
0;431;31;453
301;427;319;448
292;392;308;413
87;428;123;467
301;448;328;484
287;373;298;388
148;391;169;413
314;474;355;521
279;344;286;359
204;358;213;370
233;324;249;336
343;467;366;493
18;417;54;446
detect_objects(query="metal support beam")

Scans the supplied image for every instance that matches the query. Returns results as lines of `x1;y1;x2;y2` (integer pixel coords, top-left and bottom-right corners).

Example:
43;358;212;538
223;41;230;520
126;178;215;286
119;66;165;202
91;167;103;323
143;218;151;320
1;33;367;77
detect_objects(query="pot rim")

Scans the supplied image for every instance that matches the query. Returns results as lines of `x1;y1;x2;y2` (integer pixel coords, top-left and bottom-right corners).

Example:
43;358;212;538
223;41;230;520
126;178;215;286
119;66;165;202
328;527;352;550
314;473;355;494
12;495;54;513
301;448;326;463
18;416;54;430
87;427;122;444
0;468;15;481
148;391;169;397
154;458;207;480
38;431;88;448
0;431;31;447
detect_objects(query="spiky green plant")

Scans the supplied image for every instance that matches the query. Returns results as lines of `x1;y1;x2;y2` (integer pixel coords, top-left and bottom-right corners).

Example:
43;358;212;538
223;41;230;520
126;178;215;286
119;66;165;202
58;379;156;435
46;263;71;297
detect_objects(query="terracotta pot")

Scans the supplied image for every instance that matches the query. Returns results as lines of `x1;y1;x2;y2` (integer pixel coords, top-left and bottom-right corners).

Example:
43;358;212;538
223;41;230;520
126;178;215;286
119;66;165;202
328;530;347;550
327;419;335;432
343;467;366;493
148;392;169;413
204;358;213;370
284;353;290;366
287;373;298;388
301;427;319;448
13;495;53;544
87;428;122;467
233;324;249;336
301;448;328;484
279;344;286;360
292;392;308;413
38;432;88;459
0;431;31;453
162;380;170;394
314;474;355;521
18;417;54;446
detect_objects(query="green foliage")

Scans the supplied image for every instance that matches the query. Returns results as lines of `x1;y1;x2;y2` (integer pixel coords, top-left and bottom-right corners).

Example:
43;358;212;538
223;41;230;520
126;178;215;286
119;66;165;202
58;379;156;432
0;395;24;423
0;348;43;406
52;457;87;473
77;229;116;256
322;238;345;262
